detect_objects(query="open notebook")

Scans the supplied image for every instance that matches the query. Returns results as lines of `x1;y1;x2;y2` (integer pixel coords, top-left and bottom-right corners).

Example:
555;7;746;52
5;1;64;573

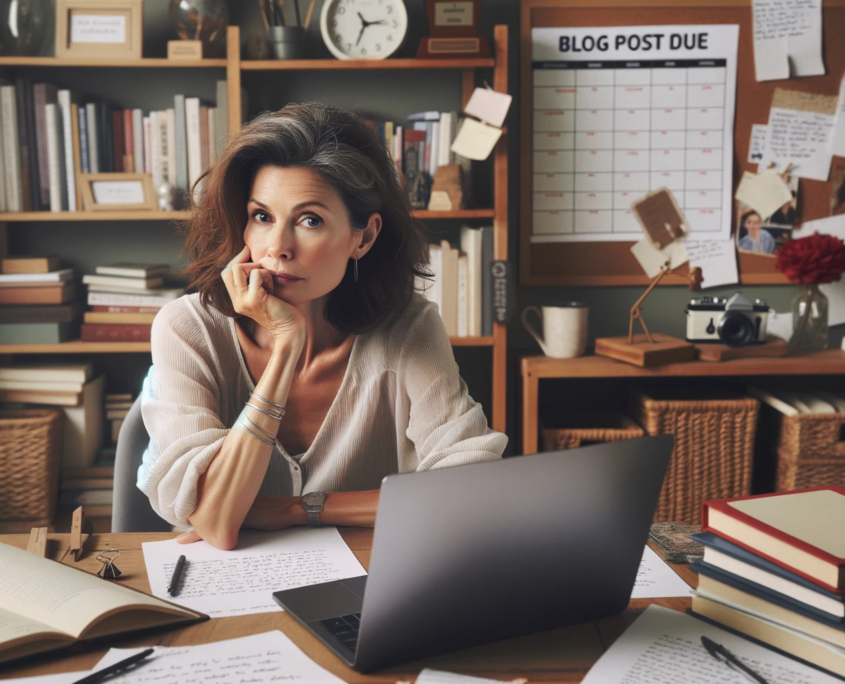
0;542;206;664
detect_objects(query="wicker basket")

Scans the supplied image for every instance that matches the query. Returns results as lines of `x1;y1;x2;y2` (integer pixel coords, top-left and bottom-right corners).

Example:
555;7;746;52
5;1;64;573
770;409;845;490
629;390;759;524
0;409;62;531
541;413;644;451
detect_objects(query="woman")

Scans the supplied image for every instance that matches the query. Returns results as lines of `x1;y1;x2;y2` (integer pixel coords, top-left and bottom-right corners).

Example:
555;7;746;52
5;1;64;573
138;103;507;549
737;210;776;254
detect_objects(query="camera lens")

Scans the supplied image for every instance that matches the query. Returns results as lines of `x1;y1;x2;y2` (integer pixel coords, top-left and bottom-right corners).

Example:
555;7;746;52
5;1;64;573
718;312;755;347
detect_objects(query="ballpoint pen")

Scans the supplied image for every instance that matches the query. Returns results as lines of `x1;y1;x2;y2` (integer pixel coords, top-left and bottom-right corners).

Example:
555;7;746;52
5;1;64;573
168;554;186;596
70;648;155;684
701;635;769;684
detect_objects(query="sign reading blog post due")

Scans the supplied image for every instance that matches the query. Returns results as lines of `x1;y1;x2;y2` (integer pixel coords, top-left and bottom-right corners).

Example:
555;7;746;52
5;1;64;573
531;25;738;245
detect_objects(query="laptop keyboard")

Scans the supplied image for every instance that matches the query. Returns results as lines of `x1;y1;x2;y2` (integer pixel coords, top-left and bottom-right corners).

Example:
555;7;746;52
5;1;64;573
320;613;361;652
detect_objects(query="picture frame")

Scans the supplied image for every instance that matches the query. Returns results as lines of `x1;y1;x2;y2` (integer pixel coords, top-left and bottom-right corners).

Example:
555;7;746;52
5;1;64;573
55;0;143;60
79;173;157;212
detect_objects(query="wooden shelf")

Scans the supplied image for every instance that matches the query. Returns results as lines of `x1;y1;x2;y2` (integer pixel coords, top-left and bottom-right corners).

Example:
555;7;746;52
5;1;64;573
0;211;189;222
450;336;494;347
0;341;152;354
522;349;845;379
241;58;496;71
412;209;495;220
0;57;227;68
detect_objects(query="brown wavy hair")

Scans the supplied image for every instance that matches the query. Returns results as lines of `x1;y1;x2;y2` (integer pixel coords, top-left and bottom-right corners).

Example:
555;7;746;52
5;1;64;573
181;102;431;334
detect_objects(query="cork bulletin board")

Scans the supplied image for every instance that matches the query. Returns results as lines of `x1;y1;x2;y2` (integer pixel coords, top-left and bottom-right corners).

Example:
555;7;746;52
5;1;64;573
520;0;845;287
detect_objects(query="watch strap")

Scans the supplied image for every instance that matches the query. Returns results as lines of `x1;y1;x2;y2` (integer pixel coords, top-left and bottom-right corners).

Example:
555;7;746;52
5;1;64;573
307;508;321;526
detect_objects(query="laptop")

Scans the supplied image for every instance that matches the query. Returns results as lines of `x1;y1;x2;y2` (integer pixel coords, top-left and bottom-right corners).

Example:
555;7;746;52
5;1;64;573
273;435;673;672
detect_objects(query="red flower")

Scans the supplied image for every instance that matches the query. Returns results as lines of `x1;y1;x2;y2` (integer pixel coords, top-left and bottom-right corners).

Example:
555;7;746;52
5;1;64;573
776;233;845;284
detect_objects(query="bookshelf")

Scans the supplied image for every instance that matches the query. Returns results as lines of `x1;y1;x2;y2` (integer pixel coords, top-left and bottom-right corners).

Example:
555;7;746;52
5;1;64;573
0;25;510;434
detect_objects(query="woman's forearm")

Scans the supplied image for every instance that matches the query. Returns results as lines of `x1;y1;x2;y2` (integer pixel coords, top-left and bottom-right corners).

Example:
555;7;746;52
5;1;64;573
188;336;302;548
244;490;380;530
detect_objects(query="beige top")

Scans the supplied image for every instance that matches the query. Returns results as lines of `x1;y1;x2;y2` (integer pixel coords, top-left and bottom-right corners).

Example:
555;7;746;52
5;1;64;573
138;292;508;527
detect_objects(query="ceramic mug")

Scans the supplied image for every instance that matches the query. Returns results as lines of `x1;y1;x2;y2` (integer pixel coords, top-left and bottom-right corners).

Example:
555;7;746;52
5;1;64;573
521;302;588;358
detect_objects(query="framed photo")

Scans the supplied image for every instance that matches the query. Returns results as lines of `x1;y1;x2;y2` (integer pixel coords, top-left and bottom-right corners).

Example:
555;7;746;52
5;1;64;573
55;0;143;60
80;173;157;212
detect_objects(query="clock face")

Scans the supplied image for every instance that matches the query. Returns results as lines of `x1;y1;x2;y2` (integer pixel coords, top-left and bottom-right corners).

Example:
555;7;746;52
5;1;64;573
320;0;408;60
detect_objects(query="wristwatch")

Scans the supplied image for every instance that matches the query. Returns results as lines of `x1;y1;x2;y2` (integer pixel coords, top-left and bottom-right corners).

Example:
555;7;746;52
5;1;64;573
301;492;326;527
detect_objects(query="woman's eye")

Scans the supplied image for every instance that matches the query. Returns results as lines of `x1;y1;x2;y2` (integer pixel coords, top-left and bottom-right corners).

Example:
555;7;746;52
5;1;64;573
252;211;271;223
301;215;323;228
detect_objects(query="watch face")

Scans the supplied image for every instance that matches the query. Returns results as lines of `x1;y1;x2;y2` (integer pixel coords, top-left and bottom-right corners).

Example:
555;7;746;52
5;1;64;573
321;0;408;60
303;492;325;507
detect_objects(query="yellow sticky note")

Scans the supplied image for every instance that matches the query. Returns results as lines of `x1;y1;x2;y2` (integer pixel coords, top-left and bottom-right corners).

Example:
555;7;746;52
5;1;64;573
735;170;793;219
450;118;502;161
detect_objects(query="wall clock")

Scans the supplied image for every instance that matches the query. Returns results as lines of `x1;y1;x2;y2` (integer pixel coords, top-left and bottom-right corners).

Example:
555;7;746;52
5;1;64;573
320;0;408;60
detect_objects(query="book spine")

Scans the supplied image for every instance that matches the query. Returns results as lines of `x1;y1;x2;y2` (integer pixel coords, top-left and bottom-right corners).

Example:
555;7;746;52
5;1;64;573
143;116;152;177
149;111;161;189
166;108;176;187
33;84;50;209
58;90;76;211
174;94;188;196
207;108;217;164
70;104;83;212
78;107;89;174
185;97;201;189
100;102;112;172
132;108;144;173
91;305;161;314
428;120;439;177
458;253;468;337
0;283;73;305
199;105;209;173
481;226;493;336
1;85;22;212
0;85;7;212
123;107;134;173
88;291;177;307
156;113;169;186
45;103;62;212
85;102;99;174
112;109;123;173
81;323;152;342
215;80;228;154
16;78;36;212
24;79;39;211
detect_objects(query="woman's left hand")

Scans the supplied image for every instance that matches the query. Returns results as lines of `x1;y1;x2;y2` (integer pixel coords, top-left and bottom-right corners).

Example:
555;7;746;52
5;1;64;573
177;496;306;545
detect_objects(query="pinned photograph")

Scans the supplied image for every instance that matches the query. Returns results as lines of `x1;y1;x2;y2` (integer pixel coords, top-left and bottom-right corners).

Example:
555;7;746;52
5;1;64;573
736;176;799;256
630;187;690;250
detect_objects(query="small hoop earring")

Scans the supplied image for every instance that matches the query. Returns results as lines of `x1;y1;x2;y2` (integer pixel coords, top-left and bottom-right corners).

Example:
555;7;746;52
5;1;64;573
353;258;359;282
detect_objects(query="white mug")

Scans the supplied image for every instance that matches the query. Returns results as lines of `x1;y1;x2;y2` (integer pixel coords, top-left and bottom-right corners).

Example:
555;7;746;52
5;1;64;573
521;302;588;358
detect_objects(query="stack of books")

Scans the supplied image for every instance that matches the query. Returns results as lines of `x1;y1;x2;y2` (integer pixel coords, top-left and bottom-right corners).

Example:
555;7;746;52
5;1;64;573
105;392;134;446
417;227;495;338
0;255;79;344
59;463;114;521
690;486;845;678
82;263;181;342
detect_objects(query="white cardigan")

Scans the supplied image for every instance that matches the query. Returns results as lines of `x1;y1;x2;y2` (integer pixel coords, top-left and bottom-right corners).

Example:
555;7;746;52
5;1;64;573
138;292;508;527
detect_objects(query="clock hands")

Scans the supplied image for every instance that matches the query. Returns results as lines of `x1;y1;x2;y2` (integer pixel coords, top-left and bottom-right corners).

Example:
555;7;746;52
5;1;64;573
356;11;387;46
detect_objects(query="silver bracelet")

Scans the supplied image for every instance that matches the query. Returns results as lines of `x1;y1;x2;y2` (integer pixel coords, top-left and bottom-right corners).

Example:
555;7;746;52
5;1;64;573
240;412;276;443
245;402;284;421
236;417;276;445
251;392;286;415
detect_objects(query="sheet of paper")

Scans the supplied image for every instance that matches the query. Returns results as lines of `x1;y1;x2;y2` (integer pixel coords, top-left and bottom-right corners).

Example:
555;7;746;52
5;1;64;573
797;215;845;326
630;239;689;279
464;87;512;128
749;124;768;164
0;674;92;684
630;546;692;599
685;239;739;289
581;604;841;683
761;89;836;182
751;0;825;82
414;669;524;684
91;631;346;684
450;118;502;161
768;310;794;341
831;74;845;156
734;170;793;219
530;25;739;245
141;528;366;618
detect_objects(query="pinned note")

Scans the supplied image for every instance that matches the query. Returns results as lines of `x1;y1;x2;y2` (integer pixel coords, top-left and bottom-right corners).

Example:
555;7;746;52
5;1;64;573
685;239;739;289
464;87;512;129
735;170;793;219
830;74;845;156
631;239;689;279
630;187;690;250
450;118;502;161
751;0;825;82
761;88;836;182
748;124;768;164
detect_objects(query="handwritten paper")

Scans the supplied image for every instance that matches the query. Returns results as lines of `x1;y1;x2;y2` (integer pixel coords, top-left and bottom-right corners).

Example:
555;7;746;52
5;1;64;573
451;118;502;161
751;0;825;82
735;170;793;219
630;239;688;279
581;604;841;683
749;124;768;164
91;631;346;684
830;74;845;157
0;674;93;684
630;546;692;599
70;15;127;44
685;239;739;289
412;670;527;684
798;215;845;326
465;88;512;129
141;528;366;618
761;90;836;182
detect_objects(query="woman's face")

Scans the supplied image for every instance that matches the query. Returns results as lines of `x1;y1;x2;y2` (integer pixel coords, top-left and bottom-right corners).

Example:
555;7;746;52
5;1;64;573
243;165;380;306
744;213;762;238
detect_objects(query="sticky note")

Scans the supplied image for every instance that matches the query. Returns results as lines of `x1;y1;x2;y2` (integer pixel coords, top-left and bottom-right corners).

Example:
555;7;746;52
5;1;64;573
735;170;793;219
464;87;512;128
450;118;502;161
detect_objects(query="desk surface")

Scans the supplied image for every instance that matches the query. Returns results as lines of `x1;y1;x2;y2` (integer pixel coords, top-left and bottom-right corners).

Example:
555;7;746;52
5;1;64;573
0;530;697;683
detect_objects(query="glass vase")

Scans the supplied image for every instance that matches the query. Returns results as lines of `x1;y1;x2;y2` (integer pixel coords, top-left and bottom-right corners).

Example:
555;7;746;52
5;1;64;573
0;0;49;57
790;284;829;354
168;0;230;58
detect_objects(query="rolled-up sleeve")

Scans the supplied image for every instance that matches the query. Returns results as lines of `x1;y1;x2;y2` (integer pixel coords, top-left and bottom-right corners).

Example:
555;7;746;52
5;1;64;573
398;300;507;471
137;301;230;527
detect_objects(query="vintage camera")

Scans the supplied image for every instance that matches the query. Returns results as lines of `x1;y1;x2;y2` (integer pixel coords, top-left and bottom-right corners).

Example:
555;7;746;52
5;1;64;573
686;293;769;347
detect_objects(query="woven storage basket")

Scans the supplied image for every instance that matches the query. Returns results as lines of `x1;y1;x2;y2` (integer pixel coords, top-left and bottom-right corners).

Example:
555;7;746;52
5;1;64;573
0;409;62;531
771;410;845;490
629;390;759;524
542;413;644;451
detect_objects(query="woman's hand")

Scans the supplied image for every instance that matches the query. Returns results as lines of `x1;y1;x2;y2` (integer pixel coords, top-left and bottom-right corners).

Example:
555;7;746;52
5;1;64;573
221;246;305;342
176;495;306;545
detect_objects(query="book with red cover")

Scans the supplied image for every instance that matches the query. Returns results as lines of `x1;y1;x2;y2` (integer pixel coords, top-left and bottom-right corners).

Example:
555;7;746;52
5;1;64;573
123;108;134;172
81;323;151;342
703;486;845;594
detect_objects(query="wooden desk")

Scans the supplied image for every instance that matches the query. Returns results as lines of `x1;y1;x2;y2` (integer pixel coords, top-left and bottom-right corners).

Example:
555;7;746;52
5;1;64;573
521;350;845;454
0;530;696;683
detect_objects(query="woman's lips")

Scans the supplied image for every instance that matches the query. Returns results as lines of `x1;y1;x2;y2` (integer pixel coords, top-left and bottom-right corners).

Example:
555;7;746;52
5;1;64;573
271;273;303;284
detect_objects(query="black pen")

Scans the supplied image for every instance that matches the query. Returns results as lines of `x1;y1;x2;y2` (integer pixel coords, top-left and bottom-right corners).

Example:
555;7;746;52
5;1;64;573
701;635;769;684
71;648;154;684
168;554;186;596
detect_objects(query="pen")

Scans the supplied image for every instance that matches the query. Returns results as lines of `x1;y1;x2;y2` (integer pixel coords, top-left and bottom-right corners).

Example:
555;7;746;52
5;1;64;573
70;648;155;684
701;635;769;684
168;554;186;596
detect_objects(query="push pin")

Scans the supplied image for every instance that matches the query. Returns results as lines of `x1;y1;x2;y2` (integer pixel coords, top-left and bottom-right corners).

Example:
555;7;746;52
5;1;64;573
96;549;122;579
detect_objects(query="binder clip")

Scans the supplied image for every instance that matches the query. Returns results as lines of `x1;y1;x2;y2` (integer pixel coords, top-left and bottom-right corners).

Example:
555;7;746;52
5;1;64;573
96;549;122;580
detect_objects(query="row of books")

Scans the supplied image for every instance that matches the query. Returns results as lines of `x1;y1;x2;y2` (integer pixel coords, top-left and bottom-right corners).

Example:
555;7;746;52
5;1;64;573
691;486;845;678
0;78;232;212
417;227;495;337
